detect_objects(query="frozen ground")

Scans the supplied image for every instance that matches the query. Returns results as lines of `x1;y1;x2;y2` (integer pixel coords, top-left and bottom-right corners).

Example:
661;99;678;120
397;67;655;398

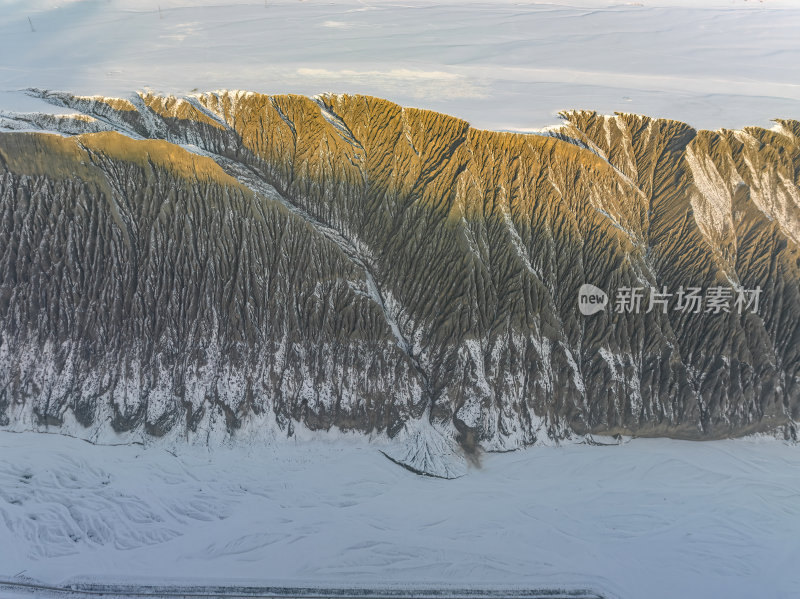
0;0;799;131
1;431;799;599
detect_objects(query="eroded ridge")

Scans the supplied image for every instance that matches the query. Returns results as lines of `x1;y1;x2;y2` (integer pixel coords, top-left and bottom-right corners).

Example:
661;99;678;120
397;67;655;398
1;90;798;467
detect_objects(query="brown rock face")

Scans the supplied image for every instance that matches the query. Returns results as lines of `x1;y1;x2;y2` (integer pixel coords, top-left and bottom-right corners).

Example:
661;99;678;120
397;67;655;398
0;90;798;454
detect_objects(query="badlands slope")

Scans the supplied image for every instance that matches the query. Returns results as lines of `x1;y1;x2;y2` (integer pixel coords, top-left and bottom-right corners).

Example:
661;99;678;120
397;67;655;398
0;90;798;471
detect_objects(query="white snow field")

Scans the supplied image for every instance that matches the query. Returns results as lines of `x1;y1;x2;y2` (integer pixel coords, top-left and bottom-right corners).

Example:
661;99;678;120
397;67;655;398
0;0;799;131
1;431;799;599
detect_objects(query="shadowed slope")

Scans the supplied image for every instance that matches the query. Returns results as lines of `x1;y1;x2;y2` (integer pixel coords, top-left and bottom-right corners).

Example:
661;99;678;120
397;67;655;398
0;91;798;468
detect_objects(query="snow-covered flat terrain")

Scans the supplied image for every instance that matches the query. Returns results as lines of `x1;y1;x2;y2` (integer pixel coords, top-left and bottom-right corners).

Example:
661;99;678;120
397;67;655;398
1;431;798;599
1;0;799;131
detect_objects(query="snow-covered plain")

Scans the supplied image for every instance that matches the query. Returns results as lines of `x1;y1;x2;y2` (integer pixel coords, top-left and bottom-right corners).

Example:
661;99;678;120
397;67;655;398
1;431;799;599
1;0;799;131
